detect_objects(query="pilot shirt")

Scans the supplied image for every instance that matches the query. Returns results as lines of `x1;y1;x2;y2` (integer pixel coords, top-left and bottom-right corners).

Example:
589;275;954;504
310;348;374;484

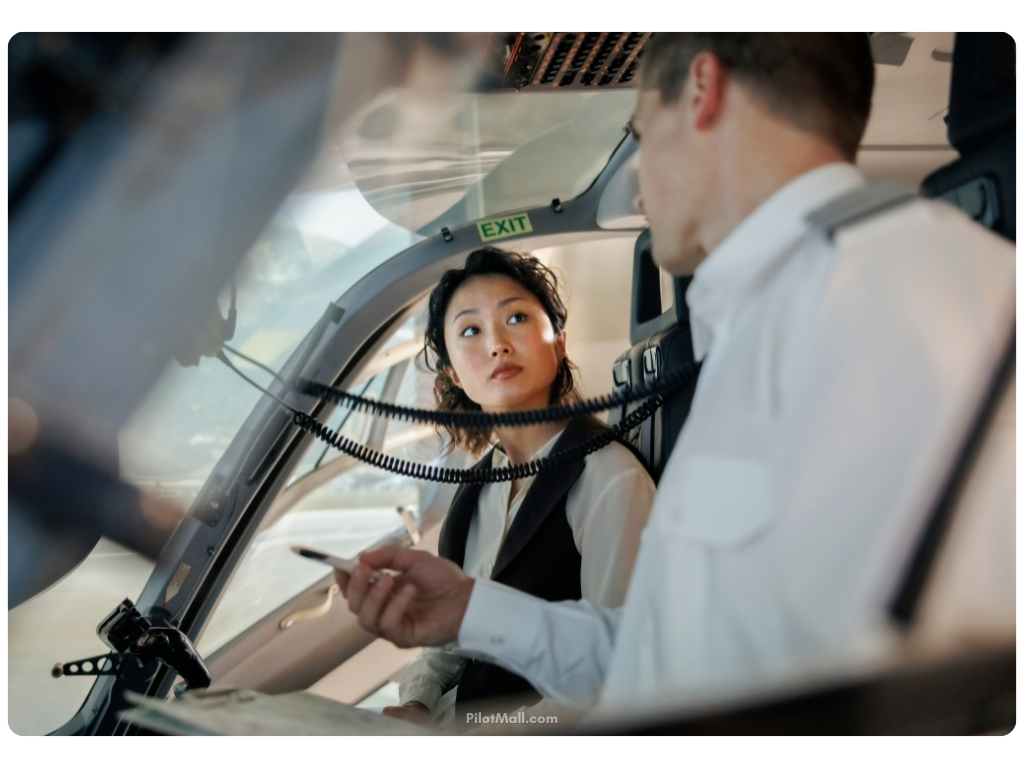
398;430;656;714
451;163;1016;716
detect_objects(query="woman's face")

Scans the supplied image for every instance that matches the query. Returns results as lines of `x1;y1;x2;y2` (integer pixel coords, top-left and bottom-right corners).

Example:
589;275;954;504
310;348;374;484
443;274;565;413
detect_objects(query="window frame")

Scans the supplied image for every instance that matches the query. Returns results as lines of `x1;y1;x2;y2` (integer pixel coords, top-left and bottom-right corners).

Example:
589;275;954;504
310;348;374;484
60;135;640;736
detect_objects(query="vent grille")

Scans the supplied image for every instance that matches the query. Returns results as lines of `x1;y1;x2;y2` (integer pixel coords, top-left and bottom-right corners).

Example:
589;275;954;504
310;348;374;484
495;33;652;91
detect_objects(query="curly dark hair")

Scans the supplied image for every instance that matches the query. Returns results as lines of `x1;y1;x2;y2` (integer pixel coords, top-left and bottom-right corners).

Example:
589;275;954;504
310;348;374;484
423;246;581;456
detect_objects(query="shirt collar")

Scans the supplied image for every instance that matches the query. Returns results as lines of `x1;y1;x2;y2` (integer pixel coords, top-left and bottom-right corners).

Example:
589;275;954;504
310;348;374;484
686;163;866;359
491;427;566;470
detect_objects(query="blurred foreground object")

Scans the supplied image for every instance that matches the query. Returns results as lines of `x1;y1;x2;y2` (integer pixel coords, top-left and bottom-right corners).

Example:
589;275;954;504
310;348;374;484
8;33;490;608
8;32;341;606
122;687;431;735
9;404;185;607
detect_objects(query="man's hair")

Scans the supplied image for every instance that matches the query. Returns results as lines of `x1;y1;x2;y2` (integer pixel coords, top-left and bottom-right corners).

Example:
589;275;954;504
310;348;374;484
640;33;875;160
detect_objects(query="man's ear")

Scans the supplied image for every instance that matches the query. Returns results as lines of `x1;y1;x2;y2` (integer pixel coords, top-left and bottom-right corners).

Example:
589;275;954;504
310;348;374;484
688;51;728;132
446;366;463;389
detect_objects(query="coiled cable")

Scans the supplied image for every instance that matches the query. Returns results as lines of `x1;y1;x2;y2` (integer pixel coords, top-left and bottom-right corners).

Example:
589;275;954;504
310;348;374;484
290;391;667;485
219;348;702;484
293;357;701;430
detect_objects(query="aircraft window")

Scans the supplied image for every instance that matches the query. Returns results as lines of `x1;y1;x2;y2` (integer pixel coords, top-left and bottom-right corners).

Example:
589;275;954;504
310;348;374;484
8;538;156;735
196;309;453;656
286;368;391;482
287;313;430;483
118;186;422;512
196;506;406;657
344;89;637;234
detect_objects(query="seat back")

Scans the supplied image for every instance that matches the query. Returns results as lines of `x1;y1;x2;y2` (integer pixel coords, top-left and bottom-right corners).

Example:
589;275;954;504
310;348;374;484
609;231;699;483
903;37;1016;643
921;33;1015;242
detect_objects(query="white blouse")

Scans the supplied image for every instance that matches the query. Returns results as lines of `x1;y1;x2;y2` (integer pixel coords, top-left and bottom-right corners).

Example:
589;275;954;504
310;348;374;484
397;428;656;714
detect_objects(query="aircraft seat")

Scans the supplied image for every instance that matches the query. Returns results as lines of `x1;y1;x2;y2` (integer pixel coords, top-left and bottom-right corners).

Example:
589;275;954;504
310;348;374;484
920;32;1015;242
615;27;1017;481
608;231;699;484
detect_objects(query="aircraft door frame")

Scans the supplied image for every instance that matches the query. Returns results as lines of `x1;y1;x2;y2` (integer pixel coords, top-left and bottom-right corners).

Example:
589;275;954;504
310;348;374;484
66;135;641;735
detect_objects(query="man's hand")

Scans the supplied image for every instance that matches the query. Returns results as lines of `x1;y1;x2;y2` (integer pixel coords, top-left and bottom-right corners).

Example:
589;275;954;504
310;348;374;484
334;546;474;648
381;701;436;727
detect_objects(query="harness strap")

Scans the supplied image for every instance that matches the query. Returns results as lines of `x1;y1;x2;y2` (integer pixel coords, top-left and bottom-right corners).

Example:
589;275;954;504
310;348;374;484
805;180;918;239
807;179;1015;628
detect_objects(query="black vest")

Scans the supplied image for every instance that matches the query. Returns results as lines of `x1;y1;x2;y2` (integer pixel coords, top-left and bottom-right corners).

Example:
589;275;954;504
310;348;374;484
437;416;636;712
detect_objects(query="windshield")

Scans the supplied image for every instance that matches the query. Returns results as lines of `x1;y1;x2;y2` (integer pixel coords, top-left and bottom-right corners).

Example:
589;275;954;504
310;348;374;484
117;189;422;507
342;88;636;234
8;163;423;736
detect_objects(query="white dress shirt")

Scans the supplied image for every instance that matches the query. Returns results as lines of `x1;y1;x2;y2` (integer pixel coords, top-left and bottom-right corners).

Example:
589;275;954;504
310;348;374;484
453;163;1016;717
398;429;656;712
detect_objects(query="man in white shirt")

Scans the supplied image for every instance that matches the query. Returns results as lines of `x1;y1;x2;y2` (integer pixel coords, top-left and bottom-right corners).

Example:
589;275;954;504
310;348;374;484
336;33;1015;721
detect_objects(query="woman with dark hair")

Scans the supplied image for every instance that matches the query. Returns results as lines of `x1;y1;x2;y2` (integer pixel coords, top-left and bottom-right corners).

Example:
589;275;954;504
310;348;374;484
383;246;655;726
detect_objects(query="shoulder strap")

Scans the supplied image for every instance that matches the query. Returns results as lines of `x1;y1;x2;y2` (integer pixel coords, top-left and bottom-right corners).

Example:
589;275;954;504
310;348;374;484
805;180;917;240
490;418;600;579
437;449;494;567
889;325;1016;626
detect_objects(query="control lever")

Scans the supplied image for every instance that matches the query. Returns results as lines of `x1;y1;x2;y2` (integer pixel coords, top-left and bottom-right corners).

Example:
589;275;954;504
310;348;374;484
131;626;212;690
54;598;211;690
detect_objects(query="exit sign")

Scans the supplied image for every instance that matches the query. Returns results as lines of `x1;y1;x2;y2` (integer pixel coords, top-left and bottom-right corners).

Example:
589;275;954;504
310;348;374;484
476;212;534;242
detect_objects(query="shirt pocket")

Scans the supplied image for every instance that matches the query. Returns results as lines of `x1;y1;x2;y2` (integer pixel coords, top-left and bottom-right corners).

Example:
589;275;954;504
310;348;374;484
664;456;775;548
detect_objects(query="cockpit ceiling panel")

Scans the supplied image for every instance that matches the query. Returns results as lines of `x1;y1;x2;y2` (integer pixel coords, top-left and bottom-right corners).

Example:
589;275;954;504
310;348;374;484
324;34;651;233
490;33;651;91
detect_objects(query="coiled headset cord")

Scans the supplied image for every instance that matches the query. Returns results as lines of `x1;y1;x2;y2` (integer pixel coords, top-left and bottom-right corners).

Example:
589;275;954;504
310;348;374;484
217;347;701;484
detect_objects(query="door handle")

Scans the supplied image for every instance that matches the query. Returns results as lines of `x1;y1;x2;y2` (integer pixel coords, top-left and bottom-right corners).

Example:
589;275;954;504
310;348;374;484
279;583;339;630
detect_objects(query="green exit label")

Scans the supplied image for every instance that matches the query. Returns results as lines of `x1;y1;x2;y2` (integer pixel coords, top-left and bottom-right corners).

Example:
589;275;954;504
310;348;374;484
476;213;534;242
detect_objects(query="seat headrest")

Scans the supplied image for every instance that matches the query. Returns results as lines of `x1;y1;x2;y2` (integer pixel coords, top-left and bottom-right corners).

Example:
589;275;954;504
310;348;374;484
629;230;691;346
946;33;1015;153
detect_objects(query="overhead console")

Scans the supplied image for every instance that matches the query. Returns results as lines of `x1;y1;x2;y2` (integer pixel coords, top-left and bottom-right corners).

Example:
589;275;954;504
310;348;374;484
482;33;651;92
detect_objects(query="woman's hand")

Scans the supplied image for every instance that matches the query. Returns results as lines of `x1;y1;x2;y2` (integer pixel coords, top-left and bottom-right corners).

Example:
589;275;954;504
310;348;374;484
381;701;436;727
334;546;475;648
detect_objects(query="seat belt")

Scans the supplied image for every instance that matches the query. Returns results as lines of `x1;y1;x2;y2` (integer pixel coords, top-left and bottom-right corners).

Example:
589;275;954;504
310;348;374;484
804;180;1016;628
888;327;1015;626
805;180;917;239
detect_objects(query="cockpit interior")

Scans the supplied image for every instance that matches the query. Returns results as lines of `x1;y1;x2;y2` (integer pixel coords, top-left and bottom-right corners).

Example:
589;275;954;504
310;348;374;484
7;31;1015;737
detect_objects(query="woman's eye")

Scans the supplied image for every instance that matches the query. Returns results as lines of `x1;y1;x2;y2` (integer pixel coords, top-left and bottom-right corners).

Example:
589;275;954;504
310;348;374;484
508;312;527;324
459;326;479;337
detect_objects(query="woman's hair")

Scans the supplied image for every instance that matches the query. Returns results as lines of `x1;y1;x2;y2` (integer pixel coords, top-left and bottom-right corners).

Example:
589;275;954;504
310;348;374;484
423;246;581;456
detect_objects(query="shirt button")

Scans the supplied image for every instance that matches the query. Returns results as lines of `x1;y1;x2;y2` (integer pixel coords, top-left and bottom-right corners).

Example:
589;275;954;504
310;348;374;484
490;635;504;646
